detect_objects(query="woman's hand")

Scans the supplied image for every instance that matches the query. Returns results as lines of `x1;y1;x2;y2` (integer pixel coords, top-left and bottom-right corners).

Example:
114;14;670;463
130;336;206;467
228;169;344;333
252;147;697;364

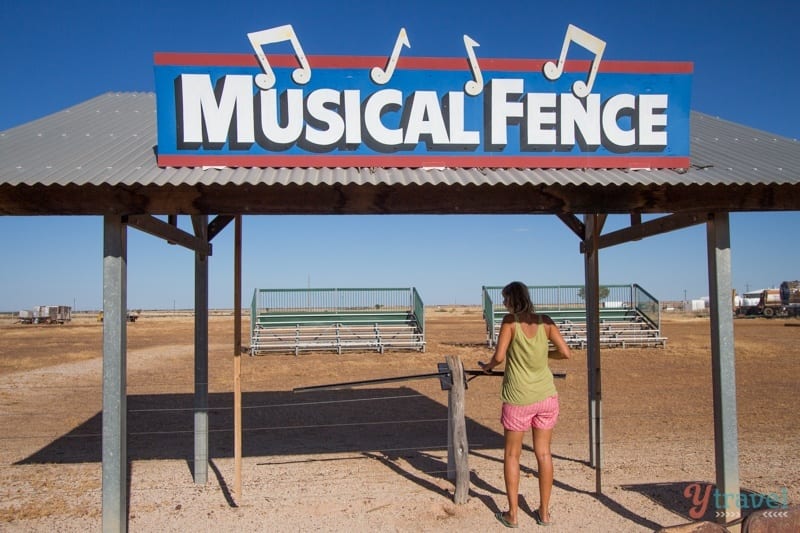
478;361;492;374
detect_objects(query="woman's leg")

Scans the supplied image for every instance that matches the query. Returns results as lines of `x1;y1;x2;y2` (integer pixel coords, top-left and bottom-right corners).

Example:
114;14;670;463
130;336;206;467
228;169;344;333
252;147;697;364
532;427;554;522
502;429;525;524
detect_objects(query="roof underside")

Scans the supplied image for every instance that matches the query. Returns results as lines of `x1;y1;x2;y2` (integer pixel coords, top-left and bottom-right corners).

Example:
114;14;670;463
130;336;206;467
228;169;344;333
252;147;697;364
1;92;799;215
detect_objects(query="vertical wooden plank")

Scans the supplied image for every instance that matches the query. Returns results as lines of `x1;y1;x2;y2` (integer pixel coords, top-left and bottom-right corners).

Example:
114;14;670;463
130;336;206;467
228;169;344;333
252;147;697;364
446;355;469;504
447;397;454;480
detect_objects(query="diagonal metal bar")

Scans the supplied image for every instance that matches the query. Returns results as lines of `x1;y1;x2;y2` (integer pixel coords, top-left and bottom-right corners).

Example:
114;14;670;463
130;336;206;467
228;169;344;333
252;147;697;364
293;372;450;393
293;368;564;393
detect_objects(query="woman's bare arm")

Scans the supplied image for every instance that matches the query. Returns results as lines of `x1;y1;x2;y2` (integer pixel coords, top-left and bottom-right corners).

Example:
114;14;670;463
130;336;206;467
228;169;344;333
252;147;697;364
545;317;572;359
479;315;514;372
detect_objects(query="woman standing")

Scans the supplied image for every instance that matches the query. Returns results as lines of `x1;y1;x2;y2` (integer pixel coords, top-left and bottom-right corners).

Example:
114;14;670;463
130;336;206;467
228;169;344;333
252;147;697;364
479;281;572;528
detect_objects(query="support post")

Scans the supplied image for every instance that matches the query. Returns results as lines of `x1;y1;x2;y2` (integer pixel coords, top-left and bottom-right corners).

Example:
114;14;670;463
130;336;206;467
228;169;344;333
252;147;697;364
234;215;243;498
583;214;603;493
102;216;127;533
445;355;469;504
706;212;740;525
193;215;209;484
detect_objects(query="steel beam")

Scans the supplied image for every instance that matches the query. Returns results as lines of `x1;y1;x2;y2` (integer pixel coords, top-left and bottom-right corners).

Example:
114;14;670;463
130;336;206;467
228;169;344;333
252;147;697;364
234;215;243;498
193;215;209;484
706;212;740;524
102;216;127;533
583;214;603;493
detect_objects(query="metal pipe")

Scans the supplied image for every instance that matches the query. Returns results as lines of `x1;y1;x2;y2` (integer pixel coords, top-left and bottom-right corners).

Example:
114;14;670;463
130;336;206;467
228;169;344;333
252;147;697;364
293;368;564;393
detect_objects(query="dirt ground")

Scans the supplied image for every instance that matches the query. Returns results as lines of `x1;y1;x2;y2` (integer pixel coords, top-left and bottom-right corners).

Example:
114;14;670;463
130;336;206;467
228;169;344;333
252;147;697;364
0;308;798;532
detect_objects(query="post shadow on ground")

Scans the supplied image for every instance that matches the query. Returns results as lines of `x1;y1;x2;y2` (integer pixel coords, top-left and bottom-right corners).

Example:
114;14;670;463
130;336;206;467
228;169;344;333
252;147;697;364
469;448;664;531
14;386;695;528
16;386;503;464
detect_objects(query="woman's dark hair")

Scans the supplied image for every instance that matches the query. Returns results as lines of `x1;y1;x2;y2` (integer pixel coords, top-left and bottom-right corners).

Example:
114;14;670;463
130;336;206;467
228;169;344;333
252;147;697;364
502;281;535;314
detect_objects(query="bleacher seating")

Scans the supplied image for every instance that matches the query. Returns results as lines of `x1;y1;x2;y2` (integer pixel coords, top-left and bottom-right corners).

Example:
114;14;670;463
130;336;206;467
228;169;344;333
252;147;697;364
250;288;425;355
251;311;425;355
483;284;667;349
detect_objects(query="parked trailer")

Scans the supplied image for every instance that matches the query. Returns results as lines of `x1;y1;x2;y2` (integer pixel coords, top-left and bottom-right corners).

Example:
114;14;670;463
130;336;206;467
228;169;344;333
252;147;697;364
781;280;800;305
35;305;72;324
759;281;800;318
18;305;72;324
736;288;767;316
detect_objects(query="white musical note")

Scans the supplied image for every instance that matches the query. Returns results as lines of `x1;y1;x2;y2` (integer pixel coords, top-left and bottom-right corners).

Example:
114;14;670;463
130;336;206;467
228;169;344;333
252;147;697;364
370;28;411;85
463;35;483;96
543;24;606;98
247;24;311;90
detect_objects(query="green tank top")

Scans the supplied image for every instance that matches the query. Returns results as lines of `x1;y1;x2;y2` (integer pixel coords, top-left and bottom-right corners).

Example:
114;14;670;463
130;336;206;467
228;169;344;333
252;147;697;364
500;314;557;405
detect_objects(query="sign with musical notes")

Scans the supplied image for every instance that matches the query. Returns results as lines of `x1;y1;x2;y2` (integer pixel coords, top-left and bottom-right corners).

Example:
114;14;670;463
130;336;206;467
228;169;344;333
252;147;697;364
154;24;692;169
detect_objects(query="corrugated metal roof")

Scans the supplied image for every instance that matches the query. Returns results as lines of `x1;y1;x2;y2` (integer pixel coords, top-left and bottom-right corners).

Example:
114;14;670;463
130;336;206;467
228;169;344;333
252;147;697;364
1;91;799;189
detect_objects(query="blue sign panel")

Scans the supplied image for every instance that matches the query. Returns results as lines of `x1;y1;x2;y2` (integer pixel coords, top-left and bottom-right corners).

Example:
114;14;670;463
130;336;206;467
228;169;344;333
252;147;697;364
155;25;692;169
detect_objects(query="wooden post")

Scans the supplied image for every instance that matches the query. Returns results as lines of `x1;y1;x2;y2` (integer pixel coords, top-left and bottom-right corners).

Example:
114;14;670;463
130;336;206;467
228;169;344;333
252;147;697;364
445;355;469;504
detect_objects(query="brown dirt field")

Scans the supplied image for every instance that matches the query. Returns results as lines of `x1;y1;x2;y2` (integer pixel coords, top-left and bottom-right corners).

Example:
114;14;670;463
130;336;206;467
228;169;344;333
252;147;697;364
0;309;798;531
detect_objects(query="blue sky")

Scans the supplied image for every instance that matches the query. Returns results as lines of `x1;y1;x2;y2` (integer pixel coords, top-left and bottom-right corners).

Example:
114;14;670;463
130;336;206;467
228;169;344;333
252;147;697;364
1;0;799;310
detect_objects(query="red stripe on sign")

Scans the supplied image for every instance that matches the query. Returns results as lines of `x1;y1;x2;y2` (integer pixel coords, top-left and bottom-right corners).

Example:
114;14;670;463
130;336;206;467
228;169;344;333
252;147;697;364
156;154;690;170
154;52;692;74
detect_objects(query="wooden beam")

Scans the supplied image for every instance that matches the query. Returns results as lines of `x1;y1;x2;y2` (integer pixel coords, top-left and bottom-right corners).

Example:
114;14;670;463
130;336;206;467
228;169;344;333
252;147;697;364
556;213;585;239
596;213;607;234
125;214;211;255
582;211;707;252
208;215;234;241
4;183;800;215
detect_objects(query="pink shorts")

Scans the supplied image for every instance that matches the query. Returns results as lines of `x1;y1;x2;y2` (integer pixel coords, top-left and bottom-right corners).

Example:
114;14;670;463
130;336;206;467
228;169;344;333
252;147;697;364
501;395;560;431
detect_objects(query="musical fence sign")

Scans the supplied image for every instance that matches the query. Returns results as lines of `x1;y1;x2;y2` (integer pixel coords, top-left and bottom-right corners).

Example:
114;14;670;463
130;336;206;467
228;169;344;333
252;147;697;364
154;24;692;169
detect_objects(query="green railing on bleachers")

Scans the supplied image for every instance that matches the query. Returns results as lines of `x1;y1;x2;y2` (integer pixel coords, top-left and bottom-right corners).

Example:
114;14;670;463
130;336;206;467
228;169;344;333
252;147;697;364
412;287;425;338
632;284;661;328
481;283;662;345
250;287;425;348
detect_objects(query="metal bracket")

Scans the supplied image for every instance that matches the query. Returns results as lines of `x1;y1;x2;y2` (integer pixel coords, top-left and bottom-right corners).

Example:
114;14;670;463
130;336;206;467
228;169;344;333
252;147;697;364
437;363;452;390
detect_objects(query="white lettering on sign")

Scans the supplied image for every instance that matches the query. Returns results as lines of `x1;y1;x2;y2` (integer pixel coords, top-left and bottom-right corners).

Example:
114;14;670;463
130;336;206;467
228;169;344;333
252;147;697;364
258;89;303;145
178;73;669;152
638;94;668;146
364;89;403;145
180;74;254;144
603;94;635;147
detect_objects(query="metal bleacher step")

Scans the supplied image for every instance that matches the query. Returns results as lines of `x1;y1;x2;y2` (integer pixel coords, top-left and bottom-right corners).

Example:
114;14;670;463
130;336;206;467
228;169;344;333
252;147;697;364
251;318;425;355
